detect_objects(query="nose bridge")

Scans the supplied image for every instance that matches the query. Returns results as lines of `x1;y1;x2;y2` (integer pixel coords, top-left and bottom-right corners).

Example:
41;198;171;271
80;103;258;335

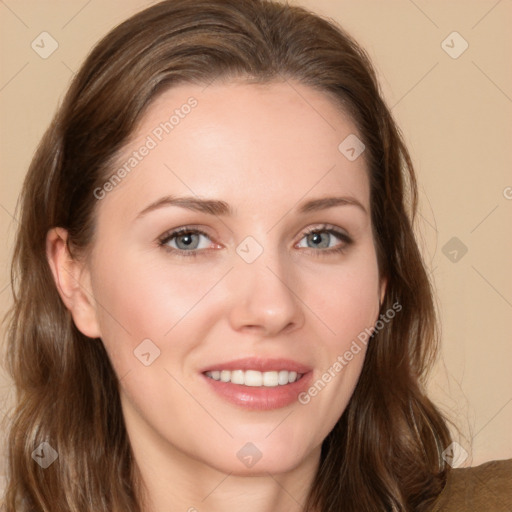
227;235;304;335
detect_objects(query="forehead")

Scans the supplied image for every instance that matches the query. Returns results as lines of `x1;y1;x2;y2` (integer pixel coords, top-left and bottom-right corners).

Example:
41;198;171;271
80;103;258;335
96;80;369;220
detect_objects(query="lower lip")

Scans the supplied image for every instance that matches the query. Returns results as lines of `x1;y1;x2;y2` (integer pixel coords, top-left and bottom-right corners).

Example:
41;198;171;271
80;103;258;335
201;371;313;411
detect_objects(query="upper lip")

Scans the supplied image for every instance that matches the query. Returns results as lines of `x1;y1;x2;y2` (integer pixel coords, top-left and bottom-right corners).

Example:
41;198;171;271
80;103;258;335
200;357;312;374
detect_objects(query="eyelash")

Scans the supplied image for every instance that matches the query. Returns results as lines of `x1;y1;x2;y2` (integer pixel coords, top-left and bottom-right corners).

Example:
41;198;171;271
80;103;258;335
157;224;353;258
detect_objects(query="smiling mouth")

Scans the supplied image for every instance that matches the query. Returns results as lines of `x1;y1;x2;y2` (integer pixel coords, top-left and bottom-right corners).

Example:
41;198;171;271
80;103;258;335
203;369;305;387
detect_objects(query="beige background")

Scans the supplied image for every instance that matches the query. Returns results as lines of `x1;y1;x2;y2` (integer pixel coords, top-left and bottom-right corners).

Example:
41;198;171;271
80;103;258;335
1;0;511;491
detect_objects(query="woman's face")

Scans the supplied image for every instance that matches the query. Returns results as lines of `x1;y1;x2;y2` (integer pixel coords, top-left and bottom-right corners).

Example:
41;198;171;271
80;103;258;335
77;81;384;477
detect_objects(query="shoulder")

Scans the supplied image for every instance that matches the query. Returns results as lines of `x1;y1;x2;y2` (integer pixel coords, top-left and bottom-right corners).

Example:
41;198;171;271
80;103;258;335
430;458;512;511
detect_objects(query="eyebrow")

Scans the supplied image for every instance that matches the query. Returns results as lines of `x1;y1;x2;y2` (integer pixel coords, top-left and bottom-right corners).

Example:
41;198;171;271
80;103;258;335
135;194;367;219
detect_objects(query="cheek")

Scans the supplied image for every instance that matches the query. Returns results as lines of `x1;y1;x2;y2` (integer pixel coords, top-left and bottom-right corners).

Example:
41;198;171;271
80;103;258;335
92;239;380;347
88;239;380;456
90;248;225;359
90;231;381;370
301;248;381;345
290;250;380;441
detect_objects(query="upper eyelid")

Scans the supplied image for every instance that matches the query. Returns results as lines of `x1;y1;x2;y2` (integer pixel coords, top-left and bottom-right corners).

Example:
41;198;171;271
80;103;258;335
158;224;351;248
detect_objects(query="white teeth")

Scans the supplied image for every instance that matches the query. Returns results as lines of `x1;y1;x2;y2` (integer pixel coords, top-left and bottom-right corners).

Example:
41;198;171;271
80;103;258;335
205;369;303;387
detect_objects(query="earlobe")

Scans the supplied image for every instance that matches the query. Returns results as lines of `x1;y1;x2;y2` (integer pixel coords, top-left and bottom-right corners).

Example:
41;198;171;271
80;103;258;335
46;227;102;339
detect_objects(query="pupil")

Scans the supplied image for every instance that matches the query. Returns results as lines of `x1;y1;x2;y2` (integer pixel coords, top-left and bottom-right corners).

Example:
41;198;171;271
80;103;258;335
176;233;197;249
308;232;329;249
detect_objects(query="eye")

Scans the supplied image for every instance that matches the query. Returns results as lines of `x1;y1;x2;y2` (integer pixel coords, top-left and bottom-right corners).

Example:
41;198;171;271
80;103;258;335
296;225;352;255
158;227;216;257
157;224;352;258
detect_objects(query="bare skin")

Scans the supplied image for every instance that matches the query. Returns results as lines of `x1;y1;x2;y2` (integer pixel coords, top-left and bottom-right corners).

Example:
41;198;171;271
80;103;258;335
47;80;385;512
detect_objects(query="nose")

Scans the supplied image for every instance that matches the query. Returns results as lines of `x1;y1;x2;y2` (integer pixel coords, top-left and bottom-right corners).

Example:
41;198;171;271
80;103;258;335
227;248;305;337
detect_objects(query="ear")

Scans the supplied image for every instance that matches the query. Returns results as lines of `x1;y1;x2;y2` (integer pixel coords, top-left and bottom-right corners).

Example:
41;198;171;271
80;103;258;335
46;227;102;339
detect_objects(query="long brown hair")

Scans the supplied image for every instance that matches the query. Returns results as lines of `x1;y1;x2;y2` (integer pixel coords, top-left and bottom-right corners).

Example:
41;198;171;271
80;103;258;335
2;0;452;510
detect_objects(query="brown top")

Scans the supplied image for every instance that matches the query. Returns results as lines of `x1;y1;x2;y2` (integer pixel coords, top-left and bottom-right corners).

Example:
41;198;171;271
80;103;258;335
430;458;512;511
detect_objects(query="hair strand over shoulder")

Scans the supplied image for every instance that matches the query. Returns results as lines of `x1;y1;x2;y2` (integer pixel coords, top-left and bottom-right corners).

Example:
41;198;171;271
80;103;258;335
2;1;452;510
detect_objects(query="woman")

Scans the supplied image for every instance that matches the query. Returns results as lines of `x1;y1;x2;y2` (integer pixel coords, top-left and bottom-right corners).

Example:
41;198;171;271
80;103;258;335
2;1;510;511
